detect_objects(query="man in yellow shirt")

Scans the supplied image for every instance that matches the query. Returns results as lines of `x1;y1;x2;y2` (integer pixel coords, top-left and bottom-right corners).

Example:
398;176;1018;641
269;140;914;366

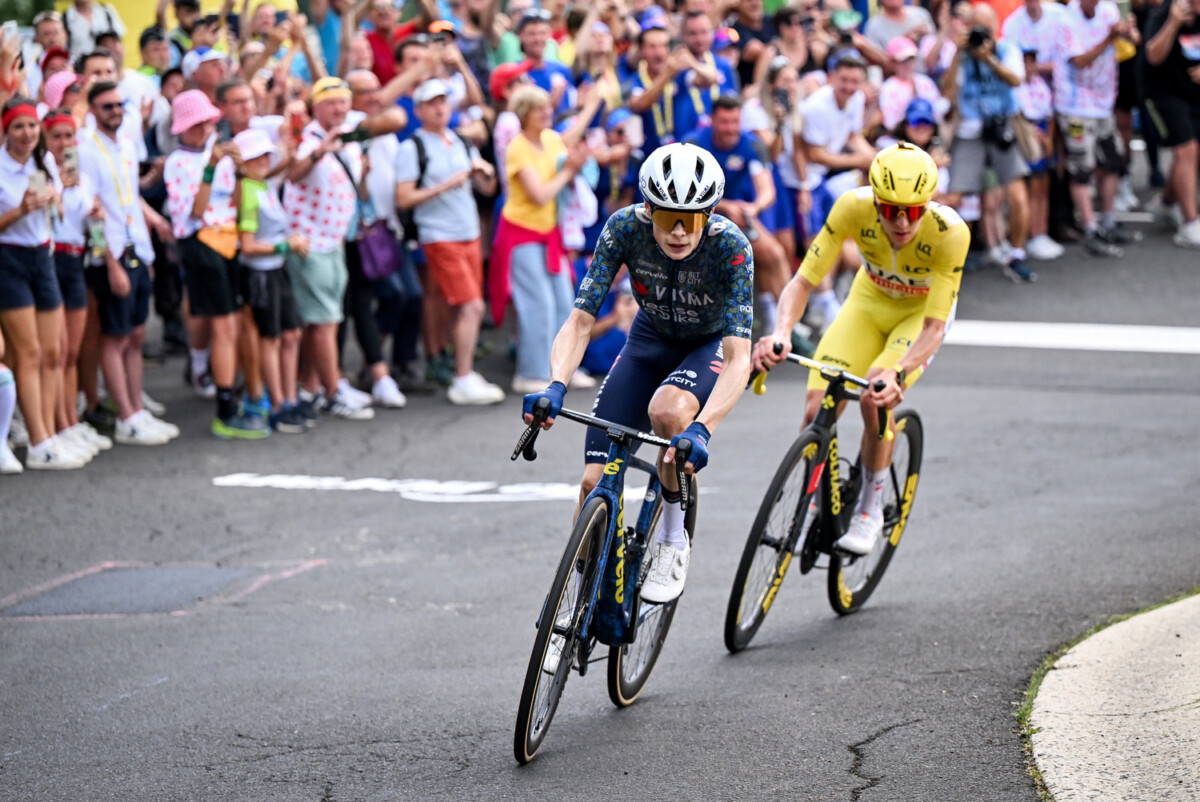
754;143;970;556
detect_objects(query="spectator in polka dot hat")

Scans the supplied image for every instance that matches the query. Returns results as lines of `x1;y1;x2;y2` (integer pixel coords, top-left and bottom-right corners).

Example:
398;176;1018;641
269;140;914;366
282;77;374;422
165;89;270;440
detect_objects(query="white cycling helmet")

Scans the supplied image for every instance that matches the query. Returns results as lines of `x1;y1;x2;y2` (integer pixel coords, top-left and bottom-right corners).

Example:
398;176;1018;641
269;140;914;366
639;142;725;214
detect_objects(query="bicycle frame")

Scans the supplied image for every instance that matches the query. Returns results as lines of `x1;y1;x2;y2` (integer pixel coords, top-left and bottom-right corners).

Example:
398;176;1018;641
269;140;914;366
513;405;690;655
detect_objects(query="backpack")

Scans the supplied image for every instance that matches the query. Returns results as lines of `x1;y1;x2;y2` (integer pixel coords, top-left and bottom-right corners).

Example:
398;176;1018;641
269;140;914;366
398;130;473;250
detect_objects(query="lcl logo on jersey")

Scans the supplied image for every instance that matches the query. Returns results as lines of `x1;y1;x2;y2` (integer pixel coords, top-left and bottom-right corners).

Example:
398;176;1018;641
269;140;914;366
916;242;932;257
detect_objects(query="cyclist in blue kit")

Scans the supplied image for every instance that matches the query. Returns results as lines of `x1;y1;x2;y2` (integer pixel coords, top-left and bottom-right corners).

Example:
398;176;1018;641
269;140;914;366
523;142;755;604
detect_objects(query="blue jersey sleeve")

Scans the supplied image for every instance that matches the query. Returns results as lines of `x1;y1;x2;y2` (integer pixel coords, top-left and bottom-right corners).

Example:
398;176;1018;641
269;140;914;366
708;219;755;339
575;210;632;317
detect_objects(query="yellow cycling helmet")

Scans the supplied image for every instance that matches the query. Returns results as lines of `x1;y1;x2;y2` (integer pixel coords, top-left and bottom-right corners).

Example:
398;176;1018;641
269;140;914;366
869;142;939;206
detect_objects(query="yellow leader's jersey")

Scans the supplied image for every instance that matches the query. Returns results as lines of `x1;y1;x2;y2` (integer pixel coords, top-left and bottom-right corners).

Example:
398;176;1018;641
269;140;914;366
799;186;970;322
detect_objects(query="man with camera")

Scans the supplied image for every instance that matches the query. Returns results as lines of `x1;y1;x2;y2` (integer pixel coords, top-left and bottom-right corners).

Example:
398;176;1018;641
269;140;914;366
1049;0;1140;257
1144;0;1200;248
940;4;1034;282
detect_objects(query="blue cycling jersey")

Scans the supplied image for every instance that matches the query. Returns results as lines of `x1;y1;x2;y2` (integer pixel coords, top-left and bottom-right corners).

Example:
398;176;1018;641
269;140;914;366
575;205;755;341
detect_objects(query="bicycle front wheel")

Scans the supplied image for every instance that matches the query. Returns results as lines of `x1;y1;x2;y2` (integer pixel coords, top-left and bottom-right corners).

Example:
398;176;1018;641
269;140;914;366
514;496;607;764
607;477;697;707
724;431;823;653
827;410;923;615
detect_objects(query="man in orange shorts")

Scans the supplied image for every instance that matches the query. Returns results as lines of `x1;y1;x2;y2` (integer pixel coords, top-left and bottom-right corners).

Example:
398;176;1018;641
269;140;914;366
396;78;505;405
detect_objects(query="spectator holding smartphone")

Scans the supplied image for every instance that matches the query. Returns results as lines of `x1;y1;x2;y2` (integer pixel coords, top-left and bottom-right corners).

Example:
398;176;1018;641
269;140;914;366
0;99;80;469
1144;0;1200;248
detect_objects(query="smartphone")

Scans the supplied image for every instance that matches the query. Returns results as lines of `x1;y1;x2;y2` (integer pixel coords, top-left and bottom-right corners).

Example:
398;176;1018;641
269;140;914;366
338;126;372;143
226;12;241;39
1;21;19;42
61;146;79;181
275;10;289;26
773;87;791;114
1116;0;1131;20
28;171;47;195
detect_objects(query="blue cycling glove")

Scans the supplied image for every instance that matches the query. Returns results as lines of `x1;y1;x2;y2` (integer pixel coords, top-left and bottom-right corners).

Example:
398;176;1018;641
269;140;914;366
670;421;711;473
522;381;567;422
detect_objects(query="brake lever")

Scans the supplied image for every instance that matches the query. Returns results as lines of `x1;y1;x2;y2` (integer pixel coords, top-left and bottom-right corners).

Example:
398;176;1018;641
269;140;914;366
674;438;692;513
511;397;551;461
872;380;894;442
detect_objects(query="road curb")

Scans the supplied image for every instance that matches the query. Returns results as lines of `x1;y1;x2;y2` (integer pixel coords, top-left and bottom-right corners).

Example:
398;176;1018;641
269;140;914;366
1028;593;1200;801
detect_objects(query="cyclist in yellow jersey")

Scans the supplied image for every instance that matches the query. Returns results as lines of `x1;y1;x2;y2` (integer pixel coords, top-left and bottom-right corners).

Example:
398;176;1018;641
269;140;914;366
753;142;970;556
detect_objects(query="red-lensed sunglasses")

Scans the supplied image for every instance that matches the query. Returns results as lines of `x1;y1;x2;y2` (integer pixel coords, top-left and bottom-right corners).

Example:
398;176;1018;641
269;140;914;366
875;200;927;223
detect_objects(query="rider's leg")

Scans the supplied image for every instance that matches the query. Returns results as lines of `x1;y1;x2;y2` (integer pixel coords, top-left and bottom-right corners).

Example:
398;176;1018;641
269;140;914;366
576;462;605;518
649;384;701;550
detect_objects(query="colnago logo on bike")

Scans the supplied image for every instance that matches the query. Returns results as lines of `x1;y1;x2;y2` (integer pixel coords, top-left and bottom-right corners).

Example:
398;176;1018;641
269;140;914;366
613;494;626;604
761;553;792;615
889;473;919;547
828;438;842;517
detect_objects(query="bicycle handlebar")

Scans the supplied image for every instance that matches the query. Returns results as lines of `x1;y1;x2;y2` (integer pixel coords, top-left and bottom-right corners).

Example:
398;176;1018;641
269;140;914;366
751;342;894;441
510;399;694;510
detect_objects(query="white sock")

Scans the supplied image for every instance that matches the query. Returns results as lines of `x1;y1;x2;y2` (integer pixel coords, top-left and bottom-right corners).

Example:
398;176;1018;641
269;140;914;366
658;500;689;550
757;292;777;335
189;348;210;378
1101;211;1117;229
1010;246;1026;261
855;468;889;519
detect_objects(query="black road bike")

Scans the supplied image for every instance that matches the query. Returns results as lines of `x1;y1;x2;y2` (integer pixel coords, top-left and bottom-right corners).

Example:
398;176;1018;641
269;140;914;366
724;351;923;653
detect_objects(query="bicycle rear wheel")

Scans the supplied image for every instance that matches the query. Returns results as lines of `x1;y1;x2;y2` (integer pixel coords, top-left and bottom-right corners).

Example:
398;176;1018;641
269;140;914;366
724;431;823;653
827;411;923;615
607;478;697;707
514;496;607;764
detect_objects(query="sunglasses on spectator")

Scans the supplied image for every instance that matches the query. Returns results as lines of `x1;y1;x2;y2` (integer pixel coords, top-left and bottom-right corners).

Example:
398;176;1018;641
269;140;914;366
96;100;128;112
520;8;553;23
875;200;926;223
650;207;710;234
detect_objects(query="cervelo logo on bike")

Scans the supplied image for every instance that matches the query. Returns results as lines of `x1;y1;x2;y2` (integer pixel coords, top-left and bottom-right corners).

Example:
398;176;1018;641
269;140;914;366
213;473;713;503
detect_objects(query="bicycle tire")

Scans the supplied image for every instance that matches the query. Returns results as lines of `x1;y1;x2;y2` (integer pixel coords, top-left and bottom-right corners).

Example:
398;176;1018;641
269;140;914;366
607;477;698;707
826;411;923;615
724;431;824;653
514;496;607;764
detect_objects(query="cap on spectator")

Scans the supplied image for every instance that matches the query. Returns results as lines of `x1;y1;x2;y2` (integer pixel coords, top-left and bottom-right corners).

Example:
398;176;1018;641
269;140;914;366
428;19;457;36
32;10;63;25
828;48;866;70
240;40;266;60
591;20;612;35
904;97;936;127
43;71;80;109
516;8;553;31
140;26;167;49
182;47;225;80
40;47;70;72
641;14;669;31
170;88;222;135
887;36;918;62
714;27;740;51
414;78;451;104
234;128;274;162
605;107;633;132
311;76;353;104
488;60;532;103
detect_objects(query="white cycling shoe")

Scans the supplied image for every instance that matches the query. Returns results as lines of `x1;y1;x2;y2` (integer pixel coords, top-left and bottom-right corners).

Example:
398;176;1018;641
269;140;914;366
836;512;883;556
640;540;690;604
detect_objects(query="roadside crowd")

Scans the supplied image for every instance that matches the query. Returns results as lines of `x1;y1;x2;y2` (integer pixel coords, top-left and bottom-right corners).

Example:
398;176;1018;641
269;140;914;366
0;0;1197;472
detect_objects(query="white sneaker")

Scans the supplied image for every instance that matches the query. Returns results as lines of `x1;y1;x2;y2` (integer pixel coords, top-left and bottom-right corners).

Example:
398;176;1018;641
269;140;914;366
25;440;88;470
836;512;883;556
0;442;23;474
141;390;166;417
986;243;1011;267
640;540;691;604
1148;194;1185;231
115;414;171;446
1026;234;1063;261
1114;177;1139;212
569;369;597;390
371;375;408;408
76;422;113;451
139;410;179;440
324;391;376;420
337;378;374;409
511;375;550;394
1173;219;1200;250
9;411;28;448
542;632;566;675
449;372;506;406
58;428;98;459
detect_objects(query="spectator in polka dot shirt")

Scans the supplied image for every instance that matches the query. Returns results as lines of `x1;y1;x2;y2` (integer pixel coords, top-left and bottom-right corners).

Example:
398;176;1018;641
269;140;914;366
282;77;373;421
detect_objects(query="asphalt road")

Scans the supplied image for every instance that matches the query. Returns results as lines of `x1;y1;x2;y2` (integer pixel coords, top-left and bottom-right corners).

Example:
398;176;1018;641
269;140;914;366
2;226;1199;801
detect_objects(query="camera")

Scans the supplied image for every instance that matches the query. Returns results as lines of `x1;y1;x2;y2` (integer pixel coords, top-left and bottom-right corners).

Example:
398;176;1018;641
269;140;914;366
967;26;991;50
982;115;1015;150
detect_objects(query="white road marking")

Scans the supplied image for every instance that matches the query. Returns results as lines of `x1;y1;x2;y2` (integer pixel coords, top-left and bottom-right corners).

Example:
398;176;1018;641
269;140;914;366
212;474;707;504
945;321;1200;355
